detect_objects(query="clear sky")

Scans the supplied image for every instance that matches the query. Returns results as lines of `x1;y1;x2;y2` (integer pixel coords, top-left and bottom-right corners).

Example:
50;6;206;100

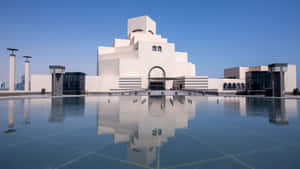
1;0;300;86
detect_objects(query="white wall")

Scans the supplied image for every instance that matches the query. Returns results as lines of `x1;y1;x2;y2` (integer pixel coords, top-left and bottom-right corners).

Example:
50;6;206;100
31;74;51;92
113;39;130;47
208;78;223;91
285;65;297;92
100;59;120;76
85;76;102;92
85;76;118;92
129;33;167;44
128;16;156;35
175;52;188;62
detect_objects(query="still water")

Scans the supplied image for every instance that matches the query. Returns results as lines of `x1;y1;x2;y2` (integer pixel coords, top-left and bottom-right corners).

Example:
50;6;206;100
0;96;300;169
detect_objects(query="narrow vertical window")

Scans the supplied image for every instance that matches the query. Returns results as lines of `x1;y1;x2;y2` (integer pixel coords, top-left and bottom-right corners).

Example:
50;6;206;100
223;83;227;90
158;129;162;135
152;46;157;51
158;46;162;52
241;83;245;89
152;129;157;136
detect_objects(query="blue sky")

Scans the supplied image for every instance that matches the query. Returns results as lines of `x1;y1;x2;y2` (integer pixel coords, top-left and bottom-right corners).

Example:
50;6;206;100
1;0;300;86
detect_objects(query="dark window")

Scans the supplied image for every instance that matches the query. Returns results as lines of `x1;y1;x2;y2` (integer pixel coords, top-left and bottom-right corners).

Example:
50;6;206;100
158;129;162;135
233;83;236;89
132;29;143;33
241;83;245;89
152;128;162;136
158;46;162;52
152;45;162;52
223;83;227;90
152;129;157;136
148;30;154;34
152;46;157;51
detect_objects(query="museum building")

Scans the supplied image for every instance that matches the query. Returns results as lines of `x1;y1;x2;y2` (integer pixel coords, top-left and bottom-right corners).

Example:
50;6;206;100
31;16;209;92
30;16;296;94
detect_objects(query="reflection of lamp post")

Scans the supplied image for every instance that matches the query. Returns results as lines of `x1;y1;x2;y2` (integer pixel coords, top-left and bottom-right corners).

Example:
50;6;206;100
5;100;16;133
7;48;19;91
24;99;30;125
23;56;32;92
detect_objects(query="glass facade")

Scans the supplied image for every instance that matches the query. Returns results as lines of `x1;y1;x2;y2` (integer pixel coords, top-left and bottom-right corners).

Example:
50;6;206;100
246;71;272;90
63;72;85;95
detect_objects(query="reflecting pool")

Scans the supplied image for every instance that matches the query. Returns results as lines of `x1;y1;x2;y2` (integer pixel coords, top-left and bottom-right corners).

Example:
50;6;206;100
0;96;300;169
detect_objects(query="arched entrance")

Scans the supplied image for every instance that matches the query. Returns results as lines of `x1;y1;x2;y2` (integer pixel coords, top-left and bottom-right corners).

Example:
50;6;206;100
148;66;166;90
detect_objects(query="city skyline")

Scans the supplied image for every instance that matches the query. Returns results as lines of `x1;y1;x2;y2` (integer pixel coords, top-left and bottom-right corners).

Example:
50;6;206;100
1;0;300;87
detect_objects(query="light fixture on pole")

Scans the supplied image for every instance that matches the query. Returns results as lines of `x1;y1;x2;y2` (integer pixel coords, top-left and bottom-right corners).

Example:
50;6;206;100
7;48;19;91
23;56;32;92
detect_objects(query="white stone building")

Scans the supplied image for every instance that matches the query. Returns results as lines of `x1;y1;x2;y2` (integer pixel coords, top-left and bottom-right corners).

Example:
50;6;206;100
31;16;208;92
87;16;207;92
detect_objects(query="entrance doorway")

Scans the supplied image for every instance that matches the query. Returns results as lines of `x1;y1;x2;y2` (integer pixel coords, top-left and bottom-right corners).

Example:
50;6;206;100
149;81;165;90
148;66;166;90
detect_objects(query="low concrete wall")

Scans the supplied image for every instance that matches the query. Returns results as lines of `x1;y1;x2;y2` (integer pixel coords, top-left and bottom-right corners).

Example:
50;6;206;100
85;75;118;92
31;74;52;92
0;91;50;97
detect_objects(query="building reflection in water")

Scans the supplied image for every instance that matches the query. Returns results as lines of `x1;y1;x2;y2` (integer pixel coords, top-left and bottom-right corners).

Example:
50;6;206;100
49;97;85;122
268;100;288;125
220;96;298;125
96;96;196;167
246;98;294;125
